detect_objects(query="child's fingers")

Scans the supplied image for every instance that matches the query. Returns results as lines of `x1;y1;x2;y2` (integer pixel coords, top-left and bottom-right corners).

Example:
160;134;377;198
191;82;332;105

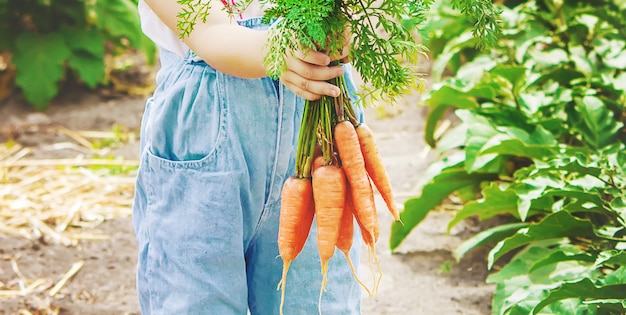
292;50;331;66
281;50;345;100
285;55;343;81
284;84;324;101
281;70;340;101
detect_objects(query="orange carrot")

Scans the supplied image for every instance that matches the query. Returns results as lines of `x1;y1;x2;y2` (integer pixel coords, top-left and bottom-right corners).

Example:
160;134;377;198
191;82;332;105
335;190;355;253
356;123;400;221
337;187;372;297
312;155;325;174
334;120;378;243
351;181;379;244
352;180;382;295
277;176;315;315
312;165;346;294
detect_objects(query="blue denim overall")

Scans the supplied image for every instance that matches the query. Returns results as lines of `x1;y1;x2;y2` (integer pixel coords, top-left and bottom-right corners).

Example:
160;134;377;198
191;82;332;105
132;17;364;315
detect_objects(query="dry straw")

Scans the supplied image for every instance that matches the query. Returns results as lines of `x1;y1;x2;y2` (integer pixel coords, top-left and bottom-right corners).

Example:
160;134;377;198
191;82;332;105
0;143;137;246
0;125;138;306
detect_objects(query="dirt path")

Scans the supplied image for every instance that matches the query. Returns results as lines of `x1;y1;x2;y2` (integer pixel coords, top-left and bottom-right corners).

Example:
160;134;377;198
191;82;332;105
0;90;494;314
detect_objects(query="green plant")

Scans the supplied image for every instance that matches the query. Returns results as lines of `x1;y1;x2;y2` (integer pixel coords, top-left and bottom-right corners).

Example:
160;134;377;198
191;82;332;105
0;0;156;109
391;0;626;313
177;0;502;104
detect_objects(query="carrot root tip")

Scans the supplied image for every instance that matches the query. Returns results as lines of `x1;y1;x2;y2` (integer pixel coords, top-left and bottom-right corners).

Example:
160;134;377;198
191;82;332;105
343;251;372;297
278;260;291;315
371;243;383;297
318;261;329;315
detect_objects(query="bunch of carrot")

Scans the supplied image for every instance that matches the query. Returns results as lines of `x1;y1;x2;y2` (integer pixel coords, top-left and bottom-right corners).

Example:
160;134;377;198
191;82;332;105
277;70;400;314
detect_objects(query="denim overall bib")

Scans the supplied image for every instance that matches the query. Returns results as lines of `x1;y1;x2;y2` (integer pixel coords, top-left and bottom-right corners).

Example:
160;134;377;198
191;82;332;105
132;17;363;315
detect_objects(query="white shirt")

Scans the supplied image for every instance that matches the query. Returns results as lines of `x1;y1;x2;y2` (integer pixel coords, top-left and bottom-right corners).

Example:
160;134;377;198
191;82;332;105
138;1;265;57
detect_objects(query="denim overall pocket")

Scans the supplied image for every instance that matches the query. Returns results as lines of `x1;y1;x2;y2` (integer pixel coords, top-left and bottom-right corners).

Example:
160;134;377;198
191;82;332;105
143;61;228;169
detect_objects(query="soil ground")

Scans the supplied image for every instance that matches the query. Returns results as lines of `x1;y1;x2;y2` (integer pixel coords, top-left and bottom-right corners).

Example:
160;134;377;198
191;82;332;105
0;82;494;314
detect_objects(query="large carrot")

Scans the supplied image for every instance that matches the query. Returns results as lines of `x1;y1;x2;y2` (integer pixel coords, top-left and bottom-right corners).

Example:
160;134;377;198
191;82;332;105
356;123;400;221
277;176;315;315
336;187;372;297
334;120;378;243
312;164;346;305
312;155;325;174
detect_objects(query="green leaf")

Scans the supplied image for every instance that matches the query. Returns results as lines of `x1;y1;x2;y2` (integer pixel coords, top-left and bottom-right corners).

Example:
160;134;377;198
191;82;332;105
542;189;608;212
389;166;498;250
13;32;71;109
595;250;626;267
481;138;557;160
435;123;467;153
424;103;451;148
491;65;527;89
529;48;569;69
602;41;626;69
529;248;595;273
430;31;476;81
510;298;596;315
68;51;105;88
425;85;480;109
416;151;466;188
532;279;626;314
487;239;594;284
454;222;529;261
62;26;105;57
94;0;142;46
573;95;623;150
448;183;519;231
62;26;106;87
544;157;603;178
614;72;626;92
570;48;594;78
602;266;626;286
489;241;600;315
489;243;555;314
583;299;626;313
455;55;498;83
488;211;596;269
479;125;557;165
519;85;572;115
424;79;505;148
485;246;558;287
458;110;501;172
514;172;564;221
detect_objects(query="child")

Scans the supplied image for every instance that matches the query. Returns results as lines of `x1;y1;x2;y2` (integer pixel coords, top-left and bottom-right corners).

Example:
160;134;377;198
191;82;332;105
132;1;364;314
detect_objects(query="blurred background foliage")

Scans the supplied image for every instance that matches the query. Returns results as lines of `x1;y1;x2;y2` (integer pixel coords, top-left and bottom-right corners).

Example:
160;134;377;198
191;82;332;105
0;0;156;109
393;0;626;313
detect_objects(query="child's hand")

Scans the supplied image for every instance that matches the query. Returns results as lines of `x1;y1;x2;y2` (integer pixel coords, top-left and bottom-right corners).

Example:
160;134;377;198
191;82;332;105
280;50;345;101
281;27;351;101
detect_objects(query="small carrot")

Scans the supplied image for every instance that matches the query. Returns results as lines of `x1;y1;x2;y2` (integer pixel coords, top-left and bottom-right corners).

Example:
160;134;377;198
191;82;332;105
350;181;379;244
312;164;346;306
334;120;378;243
337;186;372;297
356;123;400;222
277;176;315;315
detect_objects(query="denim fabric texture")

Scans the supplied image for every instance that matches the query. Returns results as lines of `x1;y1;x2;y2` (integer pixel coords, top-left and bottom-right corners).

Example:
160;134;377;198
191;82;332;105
132;17;364;315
